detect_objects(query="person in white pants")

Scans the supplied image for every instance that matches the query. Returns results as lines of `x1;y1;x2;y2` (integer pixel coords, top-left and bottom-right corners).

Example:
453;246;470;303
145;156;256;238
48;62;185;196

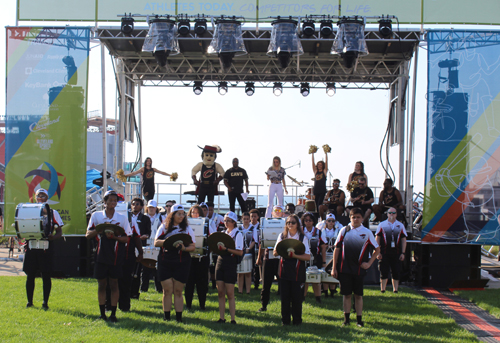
265;156;288;218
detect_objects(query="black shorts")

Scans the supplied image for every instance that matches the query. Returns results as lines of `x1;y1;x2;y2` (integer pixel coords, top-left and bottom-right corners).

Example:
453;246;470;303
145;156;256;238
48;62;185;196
94;262;123;279
379;253;402;280
338;273;364;296
215;255;238;284
23;248;53;274
157;252;191;284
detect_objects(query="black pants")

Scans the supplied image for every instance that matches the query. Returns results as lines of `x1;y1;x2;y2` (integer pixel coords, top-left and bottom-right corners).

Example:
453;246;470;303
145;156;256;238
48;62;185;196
140;265;161;292
281;279;304;325
314;192;326;213
185;256;210;308
118;256;135;311
198;186;215;204
228;191;246;213
260;258;280;308
130;263;144;297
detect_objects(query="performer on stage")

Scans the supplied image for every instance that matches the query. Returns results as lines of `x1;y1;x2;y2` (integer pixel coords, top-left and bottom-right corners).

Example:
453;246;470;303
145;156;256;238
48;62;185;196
347;177;374;227
347;161;368;186
319;179;346;219
265;156;288;218
301;212;324;303
319;213;341;298
237;212;258;294
86;190;132;322
376;207;407;293
143;200;164;292
273;214;310;326
154;204;195;322
124;157;172;202
192;145;225;204
372;179;405;223
215;211;244;324
185;204;210;310
224;158;250;213
331;207;379;327
24;188;63;310
311;150;328;213
129;198;150;302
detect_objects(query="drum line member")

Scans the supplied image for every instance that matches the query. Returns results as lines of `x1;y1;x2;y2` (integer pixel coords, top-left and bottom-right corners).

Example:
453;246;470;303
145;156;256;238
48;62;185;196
24;188;63;310
319;179;346;219
249;209;261;290
301;212;324;304
347;161;368;186
319;213;341;298
143;200;164;293
224;158;250;213
160;200;176;217
124;157;172;202
237;212;258;294
372;179;405;223
215;211;244;324
311;150;328;214
207;201;224;289
285;203;296;215
273;214;311;326
192;145;225;205
331;207;380;327
200;202;209;217
257;205;283;312
154;204;196;322
265;156;288;218
130;198;151;300
86;190;132;322
376;207;407;293
347;177;374;226
185;204;210;310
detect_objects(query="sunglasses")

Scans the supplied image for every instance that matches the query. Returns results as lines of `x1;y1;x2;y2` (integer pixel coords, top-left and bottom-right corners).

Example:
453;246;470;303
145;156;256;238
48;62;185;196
333;182;339;185
274;208;283;213
327;220;334;222
387;211;397;214
165;205;172;208
304;219;313;222
286;221;297;225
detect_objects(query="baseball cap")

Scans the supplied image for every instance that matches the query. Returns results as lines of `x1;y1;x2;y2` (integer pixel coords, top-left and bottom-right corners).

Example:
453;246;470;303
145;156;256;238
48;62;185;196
147;200;158;208
35;189;49;197
171;204;185;212
224;211;238;222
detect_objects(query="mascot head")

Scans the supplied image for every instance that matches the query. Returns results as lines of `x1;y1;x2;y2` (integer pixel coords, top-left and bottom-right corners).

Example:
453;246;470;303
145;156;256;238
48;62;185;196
199;145;222;167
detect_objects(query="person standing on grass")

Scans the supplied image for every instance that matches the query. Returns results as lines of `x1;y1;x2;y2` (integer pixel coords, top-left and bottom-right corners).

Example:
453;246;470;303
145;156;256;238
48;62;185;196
331;207;379;327
86;190;132;323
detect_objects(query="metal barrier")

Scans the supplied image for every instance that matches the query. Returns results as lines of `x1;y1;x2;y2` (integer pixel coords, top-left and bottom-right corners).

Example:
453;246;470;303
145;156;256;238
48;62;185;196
86;186;104;215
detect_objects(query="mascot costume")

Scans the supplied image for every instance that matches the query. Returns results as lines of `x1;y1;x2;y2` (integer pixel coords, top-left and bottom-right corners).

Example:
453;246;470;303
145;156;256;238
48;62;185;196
192;145;225;204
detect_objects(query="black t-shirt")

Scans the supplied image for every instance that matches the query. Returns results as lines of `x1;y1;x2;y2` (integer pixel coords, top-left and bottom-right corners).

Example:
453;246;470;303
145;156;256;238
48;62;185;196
382;187;399;207
351;186;374;207
142;167;155;195
313;171;327;194
224;167;248;193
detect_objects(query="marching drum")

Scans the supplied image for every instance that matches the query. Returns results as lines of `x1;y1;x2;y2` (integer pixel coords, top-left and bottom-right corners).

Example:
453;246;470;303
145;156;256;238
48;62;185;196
237;253;253;274
320;269;339;284
115;202;130;219
15;203;52;240
305;200;317;212
188;217;209;258
325;252;334;265
260;218;285;248
142;246;160;268
305;266;322;283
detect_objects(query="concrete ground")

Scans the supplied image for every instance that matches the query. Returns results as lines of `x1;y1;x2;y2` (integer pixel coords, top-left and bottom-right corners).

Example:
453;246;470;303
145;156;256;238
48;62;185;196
0;247;24;276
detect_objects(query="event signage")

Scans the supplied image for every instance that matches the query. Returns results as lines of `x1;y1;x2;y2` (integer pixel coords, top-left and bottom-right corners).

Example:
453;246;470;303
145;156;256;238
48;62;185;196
5;27;90;235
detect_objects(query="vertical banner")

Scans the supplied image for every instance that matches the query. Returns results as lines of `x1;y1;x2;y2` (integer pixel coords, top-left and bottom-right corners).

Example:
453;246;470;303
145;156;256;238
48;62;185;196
5;27;90;235
423;30;500;244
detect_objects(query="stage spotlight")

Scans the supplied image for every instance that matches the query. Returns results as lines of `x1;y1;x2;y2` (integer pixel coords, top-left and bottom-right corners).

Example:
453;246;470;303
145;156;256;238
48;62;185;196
300;82;310;97
142;17;180;67
273;82;283;96
218;81;228;95
193;81;203;95
121;16;134;36
245;82;255;96
208;19;247;72
267;18;303;69
320;20;333;37
194;18;207;35
378;19;392;38
178;19;191;36
331;17;368;69
326;82;336;97
302;20;315;37
62;55;77;85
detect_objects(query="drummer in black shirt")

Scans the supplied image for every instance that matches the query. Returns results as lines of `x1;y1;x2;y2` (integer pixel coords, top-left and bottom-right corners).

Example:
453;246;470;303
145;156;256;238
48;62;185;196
347;177;374;226
224;158;250;213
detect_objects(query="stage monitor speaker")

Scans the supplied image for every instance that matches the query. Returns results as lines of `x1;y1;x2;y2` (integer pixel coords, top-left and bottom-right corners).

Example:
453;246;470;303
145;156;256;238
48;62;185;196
246;199;256;210
258;207;266;218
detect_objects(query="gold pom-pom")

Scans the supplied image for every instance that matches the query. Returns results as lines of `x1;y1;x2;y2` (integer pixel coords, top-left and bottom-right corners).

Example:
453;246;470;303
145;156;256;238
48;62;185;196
170;172;178;182
116;169;127;183
309;145;318;154
347;180;359;193
322;144;331;153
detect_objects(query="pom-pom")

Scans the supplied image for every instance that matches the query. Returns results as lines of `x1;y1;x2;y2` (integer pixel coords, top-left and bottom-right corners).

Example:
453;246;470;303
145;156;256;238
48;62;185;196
308;145;318;154
347;180;359;193
322;144;331;153
170;172;178;182
116;169;127;183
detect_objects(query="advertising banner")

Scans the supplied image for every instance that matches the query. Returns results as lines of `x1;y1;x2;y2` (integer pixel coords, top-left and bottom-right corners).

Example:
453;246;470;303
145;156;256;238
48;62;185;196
5;27;90;235
422;30;500;244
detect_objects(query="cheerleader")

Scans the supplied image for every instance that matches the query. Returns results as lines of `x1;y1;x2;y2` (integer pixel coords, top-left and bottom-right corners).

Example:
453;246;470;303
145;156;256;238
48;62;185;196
215;211;244;324
154;204;196;322
273;214;310;326
301;212;324;303
319;213;341;298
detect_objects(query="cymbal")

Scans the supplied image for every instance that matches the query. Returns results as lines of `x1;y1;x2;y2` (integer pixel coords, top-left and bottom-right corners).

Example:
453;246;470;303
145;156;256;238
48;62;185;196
207;232;235;256
94;223;126;236
276;239;306;259
141;259;157;269
163;233;193;251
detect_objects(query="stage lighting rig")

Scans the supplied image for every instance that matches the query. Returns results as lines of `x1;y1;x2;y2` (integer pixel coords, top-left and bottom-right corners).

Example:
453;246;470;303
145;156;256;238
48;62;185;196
300;82;310;97
326;83;336;97
177;18;191;36
320;19;333;37
194;18;207;35
193;81;203;95
218;81;228;95
273;82;283;96
267;17;303;69
378;17;393;38
208;17;247;72
245;82;255;96
121;15;134;36
302;19;315;37
142;16;180;67
331;16;368;69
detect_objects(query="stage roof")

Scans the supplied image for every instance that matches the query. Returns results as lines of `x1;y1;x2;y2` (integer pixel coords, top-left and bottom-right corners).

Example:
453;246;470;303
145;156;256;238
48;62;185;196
96;26;421;90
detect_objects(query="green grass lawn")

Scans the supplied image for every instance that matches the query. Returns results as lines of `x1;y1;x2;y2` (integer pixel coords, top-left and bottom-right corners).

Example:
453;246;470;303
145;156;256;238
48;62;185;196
0;277;477;343
455;289;500;319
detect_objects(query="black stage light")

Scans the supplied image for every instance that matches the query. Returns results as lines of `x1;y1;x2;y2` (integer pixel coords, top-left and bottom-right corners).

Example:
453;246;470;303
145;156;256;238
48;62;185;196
300;82;310;97
326;82;336;97
193;81;203;95
121;17;134;35
378;19;392;38
194;18;207;35
245;82;255;96
302;20;315;37
178;20;191;36
320;20;333;37
218;81;228;95
273;82;283;96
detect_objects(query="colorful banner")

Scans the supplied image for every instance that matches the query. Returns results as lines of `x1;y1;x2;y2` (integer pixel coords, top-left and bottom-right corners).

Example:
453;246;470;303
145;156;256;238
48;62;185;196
5;27;90;235
422;30;500;244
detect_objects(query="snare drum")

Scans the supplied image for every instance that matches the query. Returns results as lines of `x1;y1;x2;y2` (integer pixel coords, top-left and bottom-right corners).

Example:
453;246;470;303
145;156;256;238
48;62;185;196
260;218;285;248
142;246;159;269
188;217;209;258
306;266;322;283
15;203;52;240
237;253;253;274
325;252;334;265
320;269;339;284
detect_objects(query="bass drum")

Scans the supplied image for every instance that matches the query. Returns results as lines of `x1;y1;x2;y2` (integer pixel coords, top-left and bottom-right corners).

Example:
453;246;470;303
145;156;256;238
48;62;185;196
188;217;209;258
237;253;253;274
15;203;52;240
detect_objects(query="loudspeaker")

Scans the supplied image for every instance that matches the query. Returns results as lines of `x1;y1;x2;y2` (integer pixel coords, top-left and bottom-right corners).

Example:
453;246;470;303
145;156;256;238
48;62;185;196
245;199;256;210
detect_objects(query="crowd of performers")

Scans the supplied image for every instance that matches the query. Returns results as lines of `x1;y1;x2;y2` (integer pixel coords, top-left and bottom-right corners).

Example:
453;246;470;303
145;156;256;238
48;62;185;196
22;145;409;327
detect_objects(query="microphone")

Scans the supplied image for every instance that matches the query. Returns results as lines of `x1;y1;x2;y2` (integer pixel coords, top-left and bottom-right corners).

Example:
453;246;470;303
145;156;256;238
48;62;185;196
299;160;301;168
